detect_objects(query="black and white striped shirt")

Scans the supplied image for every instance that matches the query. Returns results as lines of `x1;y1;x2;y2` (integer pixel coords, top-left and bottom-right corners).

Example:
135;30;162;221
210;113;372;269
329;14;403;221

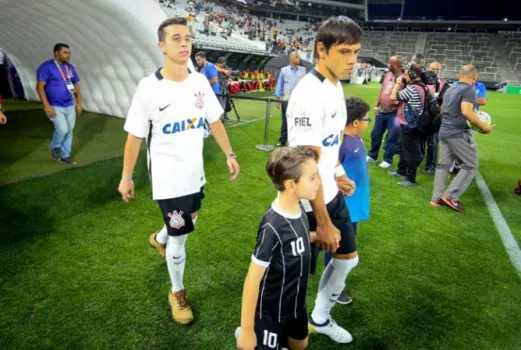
398;85;424;115
252;200;311;321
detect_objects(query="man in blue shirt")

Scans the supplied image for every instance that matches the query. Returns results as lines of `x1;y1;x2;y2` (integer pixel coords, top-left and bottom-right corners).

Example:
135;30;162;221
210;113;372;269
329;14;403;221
274;51;306;146
194;52;219;95
36;43;82;164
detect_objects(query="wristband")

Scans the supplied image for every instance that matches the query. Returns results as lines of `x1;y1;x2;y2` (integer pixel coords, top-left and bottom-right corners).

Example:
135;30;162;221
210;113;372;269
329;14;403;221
122;175;132;181
334;165;346;178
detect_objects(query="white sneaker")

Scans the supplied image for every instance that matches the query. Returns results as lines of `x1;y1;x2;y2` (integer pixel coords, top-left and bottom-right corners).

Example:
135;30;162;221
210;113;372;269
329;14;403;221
378;161;391;169
366;156;377;163
309;317;353;344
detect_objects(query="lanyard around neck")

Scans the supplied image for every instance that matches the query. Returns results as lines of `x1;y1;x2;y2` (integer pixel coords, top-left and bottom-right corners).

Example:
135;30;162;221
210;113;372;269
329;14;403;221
54;60;71;81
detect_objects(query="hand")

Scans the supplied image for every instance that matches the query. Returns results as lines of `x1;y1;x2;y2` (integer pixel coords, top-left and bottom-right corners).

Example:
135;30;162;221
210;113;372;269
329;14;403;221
237;329;256;350
480;124;496;134
314;222;340;253
276;101;281;109
227;157;240;180
336;175;356;196
75;103;83;116
44;105;56;119
0;111;6;124
374;107;379;117
118;179;135;203
225;69;232;76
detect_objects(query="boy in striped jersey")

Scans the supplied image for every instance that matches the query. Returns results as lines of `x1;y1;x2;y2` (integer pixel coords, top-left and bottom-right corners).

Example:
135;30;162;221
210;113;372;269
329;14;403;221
236;147;320;350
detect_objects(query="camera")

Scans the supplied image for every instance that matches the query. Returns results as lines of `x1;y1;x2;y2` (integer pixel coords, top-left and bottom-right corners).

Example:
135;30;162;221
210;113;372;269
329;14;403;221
420;69;439;85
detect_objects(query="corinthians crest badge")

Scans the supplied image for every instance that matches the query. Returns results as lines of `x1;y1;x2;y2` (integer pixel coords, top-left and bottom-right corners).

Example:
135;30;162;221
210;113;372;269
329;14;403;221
168;210;185;229
195;91;205;109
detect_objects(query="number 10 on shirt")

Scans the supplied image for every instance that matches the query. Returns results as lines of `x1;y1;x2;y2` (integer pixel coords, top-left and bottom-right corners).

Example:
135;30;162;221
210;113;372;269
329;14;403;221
291;237;305;256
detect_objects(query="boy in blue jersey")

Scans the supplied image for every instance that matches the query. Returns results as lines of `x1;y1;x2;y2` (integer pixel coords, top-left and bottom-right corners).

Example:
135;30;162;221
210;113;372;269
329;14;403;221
473;81;487;111
324;96;371;304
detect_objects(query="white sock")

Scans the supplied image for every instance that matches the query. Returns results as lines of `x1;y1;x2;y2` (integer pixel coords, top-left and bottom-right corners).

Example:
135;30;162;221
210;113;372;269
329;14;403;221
311;256;359;325
156;225;168;245
166;234;188;293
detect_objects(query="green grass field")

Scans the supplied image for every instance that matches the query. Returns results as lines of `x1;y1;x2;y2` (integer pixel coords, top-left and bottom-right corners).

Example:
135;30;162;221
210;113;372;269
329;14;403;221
1;84;520;349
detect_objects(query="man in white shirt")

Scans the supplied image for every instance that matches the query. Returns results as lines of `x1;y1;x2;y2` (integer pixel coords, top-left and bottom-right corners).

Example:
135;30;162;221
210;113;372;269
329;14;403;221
286;16;362;344
118;17;240;325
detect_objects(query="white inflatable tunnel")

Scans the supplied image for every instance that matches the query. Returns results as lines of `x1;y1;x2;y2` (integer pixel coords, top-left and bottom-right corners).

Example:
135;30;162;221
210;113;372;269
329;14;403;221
0;0;192;118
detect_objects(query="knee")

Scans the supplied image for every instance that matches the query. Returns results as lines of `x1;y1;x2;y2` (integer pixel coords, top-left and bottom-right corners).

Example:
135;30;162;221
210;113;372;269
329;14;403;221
347;254;359;268
293;338;309;350
288;337;309;350
54;124;69;136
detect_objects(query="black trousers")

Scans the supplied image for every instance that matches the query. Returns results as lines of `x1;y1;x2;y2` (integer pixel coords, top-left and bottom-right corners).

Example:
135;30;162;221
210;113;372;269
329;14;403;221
278;100;288;144
397;125;423;183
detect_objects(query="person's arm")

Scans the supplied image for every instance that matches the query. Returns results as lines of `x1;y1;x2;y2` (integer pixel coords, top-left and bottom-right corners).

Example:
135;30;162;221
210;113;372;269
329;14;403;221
0;99;6;124
461;87;493;133
216;65;231;76
475;84;487;106
336;142;355;196
36;65;55;118
394;84;413;103
274;71;284;98
390;75;405;102
461;102;493;133
118;82;151;202
71;66;82;111
204;80;240;180
237;225;276;350
208;65;218;85
238;261;266;350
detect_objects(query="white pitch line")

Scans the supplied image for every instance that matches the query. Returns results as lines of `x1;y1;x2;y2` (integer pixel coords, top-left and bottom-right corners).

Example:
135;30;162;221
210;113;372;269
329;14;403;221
475;171;521;279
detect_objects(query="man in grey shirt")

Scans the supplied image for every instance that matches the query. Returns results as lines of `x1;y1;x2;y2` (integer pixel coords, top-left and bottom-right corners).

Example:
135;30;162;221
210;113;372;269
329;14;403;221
431;65;495;212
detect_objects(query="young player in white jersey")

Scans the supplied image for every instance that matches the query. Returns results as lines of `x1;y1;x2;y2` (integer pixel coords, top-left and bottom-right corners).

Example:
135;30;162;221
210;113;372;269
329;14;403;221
286;16;362;344
117;17;240;325
236;147;320;350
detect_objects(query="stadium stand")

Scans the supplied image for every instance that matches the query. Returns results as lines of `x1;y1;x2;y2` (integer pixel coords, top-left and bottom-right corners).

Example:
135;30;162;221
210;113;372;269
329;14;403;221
157;0;521;85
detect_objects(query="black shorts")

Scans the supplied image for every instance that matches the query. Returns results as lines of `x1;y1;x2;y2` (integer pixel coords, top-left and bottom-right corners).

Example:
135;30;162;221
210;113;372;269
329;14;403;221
157;187;205;236
306;191;356;255
254;308;308;349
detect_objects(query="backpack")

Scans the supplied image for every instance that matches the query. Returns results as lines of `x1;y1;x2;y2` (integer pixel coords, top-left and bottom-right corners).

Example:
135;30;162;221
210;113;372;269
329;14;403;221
406;82;441;135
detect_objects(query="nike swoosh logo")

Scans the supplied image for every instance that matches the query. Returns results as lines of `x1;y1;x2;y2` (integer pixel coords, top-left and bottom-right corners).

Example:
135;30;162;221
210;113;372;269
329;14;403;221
172;255;182;259
159;104;171;111
332;112;337;118
354;147;360;153
332;293;340;297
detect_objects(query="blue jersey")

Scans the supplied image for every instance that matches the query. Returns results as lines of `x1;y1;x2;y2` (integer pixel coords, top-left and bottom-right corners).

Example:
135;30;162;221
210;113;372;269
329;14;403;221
338;134;370;223
452;81;486;111
474;81;487;111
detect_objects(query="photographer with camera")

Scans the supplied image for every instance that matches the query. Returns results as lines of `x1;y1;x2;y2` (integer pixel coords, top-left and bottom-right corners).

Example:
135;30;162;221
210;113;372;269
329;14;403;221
216;57;232;121
389;63;428;186
215;56;242;121
420;61;446;173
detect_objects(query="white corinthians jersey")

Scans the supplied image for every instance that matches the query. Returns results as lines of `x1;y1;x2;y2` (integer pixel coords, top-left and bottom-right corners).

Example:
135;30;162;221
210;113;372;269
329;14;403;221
124;69;223;200
287;69;347;211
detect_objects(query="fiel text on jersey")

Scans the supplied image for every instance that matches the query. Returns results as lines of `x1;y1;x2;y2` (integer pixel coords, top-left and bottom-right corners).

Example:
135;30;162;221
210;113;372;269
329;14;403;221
322;130;344;147
162;116;205;134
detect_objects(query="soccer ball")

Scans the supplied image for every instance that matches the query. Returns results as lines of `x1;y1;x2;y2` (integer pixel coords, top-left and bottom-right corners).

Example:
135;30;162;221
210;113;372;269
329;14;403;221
467;111;492;131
